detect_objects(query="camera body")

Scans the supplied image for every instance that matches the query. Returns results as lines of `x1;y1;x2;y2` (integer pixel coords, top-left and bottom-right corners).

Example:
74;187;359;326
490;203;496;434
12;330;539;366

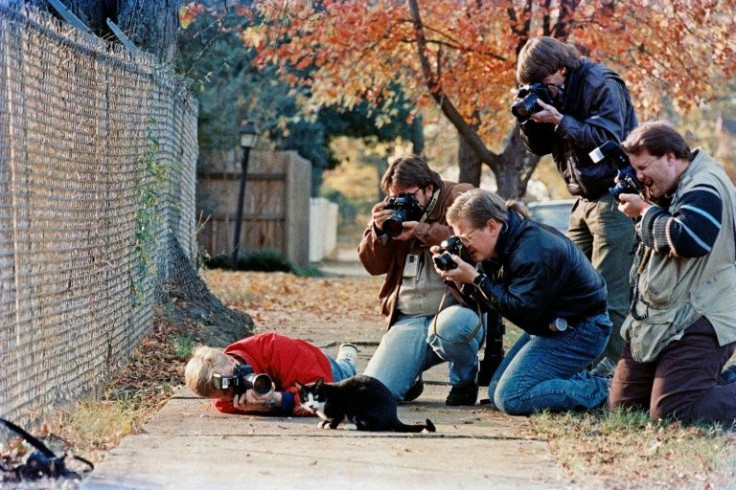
213;363;272;396
610;166;644;200
511;83;554;123
588;141;644;200
433;236;473;271
382;193;424;237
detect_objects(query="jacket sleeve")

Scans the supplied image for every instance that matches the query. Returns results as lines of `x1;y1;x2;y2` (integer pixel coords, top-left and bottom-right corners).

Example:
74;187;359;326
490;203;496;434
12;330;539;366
357;222;394;275
554;79;631;161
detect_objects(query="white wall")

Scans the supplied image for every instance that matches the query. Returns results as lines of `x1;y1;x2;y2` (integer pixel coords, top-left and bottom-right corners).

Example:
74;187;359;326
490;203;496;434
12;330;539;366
309;198;339;262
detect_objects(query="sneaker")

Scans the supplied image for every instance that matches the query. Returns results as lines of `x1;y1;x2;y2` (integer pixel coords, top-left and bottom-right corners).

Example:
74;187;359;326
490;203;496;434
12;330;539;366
336;343;358;367
402;376;424;402
445;383;478;406
591;357;616;379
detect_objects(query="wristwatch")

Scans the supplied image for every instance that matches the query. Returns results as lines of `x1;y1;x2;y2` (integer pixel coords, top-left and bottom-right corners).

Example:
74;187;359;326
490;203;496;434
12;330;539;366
266;391;279;409
473;273;486;287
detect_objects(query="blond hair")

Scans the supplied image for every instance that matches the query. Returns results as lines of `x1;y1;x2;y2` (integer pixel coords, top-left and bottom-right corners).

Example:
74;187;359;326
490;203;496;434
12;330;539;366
447;189;529;229
184;345;231;397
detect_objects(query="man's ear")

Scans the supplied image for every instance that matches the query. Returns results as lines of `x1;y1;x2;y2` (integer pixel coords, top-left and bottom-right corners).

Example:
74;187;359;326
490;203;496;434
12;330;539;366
487;219;501;234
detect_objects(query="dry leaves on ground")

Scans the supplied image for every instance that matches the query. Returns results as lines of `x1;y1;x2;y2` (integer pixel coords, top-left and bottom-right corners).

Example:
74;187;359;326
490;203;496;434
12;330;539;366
203;271;384;329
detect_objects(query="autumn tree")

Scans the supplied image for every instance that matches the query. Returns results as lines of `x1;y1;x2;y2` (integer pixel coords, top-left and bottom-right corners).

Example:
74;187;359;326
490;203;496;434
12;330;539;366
179;0;422;194
244;0;735;197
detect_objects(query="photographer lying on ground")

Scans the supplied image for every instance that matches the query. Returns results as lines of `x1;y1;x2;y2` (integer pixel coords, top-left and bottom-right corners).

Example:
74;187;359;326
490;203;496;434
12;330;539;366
514;36;638;376
358;154;483;406
609;121;736;424
432;188;611;415
185;332;357;416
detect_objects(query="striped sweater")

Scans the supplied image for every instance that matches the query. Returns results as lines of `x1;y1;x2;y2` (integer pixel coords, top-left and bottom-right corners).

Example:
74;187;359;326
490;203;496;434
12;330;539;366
640;185;723;258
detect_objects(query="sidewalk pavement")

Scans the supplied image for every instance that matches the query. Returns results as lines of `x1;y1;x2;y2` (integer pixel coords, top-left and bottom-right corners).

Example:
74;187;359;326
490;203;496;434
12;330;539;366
80;250;569;489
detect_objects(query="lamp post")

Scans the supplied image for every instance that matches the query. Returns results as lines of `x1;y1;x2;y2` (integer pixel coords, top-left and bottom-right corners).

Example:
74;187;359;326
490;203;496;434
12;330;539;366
231;120;258;270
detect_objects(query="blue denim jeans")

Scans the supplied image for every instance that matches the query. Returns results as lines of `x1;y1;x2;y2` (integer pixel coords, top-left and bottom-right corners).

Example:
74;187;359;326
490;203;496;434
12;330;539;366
364;305;484;400
326;355;357;382
488;313;611;415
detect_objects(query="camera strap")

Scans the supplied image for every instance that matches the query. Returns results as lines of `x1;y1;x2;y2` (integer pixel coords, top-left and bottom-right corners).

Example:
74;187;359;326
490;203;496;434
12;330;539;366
430;291;484;345
420;188;441;223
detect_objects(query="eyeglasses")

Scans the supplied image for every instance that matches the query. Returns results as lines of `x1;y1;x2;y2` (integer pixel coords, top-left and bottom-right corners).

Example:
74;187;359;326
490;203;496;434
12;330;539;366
388;187;423;200
458;227;481;246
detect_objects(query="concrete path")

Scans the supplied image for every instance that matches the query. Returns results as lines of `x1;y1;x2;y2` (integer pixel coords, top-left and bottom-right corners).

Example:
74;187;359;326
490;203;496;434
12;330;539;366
80;250;569;489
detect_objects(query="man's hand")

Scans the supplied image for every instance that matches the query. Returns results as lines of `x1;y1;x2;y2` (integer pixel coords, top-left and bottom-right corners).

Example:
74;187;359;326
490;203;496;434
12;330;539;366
392;221;417;241
617;193;649;218
530;99;563;126
430;248;478;286
370;200;393;232
232;384;279;412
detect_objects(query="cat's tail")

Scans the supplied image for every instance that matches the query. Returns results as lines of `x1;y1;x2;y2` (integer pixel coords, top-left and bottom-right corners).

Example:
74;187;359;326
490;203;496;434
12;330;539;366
394;418;436;433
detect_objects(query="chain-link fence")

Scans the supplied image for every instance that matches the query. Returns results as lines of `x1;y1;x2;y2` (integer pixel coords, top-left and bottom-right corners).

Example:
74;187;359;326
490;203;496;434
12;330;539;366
0;4;198;422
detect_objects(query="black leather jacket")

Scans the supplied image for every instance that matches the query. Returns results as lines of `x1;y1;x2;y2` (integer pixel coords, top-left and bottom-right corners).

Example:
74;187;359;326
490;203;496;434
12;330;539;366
469;211;608;336
520;59;638;200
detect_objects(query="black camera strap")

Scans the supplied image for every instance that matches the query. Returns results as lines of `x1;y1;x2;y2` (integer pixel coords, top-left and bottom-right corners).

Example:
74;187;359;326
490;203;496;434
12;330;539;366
431;290;484;345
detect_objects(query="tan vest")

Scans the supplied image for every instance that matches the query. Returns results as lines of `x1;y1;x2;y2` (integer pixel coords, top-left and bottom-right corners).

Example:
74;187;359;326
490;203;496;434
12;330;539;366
622;149;736;362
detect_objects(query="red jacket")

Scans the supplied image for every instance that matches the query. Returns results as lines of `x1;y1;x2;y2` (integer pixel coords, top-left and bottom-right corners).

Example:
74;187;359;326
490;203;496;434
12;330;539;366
213;333;332;416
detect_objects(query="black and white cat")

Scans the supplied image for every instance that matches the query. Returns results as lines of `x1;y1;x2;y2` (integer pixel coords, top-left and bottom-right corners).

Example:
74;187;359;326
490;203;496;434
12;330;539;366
295;375;436;433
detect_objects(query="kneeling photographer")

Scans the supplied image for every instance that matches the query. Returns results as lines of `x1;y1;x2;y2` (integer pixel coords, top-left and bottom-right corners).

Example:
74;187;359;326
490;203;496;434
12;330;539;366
185;332;357;416
432;189;612;415
610;122;736;424
359;154;483;406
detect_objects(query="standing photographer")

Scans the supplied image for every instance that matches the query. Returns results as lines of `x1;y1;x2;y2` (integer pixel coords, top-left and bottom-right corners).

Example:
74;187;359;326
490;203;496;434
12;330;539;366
610;122;736;424
515;36;638;374
434;189;611;415
359;154;483;406
185;332;357;416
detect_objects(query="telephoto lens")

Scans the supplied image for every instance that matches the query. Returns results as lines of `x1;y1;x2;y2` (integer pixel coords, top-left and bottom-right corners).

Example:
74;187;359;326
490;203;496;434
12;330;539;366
247;373;273;395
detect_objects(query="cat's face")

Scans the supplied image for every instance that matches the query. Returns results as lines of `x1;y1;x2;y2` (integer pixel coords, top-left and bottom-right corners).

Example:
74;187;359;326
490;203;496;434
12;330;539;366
296;379;326;414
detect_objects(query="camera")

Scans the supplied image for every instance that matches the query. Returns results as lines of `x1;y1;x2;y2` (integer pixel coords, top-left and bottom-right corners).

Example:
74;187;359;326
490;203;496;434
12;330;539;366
588;141;644;200
511;83;553;123
213;364;272;395
433;236;473;271
382;193;424;237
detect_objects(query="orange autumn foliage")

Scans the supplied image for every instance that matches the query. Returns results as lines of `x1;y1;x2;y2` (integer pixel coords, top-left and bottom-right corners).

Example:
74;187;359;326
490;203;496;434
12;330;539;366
245;0;734;143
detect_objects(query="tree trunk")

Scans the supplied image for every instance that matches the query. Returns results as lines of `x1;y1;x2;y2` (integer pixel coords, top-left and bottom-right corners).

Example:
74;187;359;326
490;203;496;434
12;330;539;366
458;135;482;186
490;125;541;199
31;0;181;63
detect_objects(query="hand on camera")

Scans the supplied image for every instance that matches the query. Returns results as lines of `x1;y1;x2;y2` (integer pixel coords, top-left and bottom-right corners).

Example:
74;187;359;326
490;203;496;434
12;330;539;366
617;193;649;219
232;383;278;412
430;250;477;286
530;100;563;126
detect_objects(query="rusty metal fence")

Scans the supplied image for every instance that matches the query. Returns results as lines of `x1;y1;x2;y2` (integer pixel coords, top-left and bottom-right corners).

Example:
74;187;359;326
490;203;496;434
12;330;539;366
0;4;198;422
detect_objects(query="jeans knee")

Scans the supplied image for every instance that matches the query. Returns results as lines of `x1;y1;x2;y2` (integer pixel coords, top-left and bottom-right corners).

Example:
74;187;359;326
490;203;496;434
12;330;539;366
432;305;481;344
493;385;529;416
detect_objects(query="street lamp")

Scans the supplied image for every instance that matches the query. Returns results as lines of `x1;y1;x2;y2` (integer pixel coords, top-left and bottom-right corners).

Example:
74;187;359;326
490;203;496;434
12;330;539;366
231;120;258;270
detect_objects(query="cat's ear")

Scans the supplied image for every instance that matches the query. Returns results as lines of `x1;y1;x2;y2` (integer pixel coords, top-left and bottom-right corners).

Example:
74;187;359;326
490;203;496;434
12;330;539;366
315;377;324;387
295;381;303;390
